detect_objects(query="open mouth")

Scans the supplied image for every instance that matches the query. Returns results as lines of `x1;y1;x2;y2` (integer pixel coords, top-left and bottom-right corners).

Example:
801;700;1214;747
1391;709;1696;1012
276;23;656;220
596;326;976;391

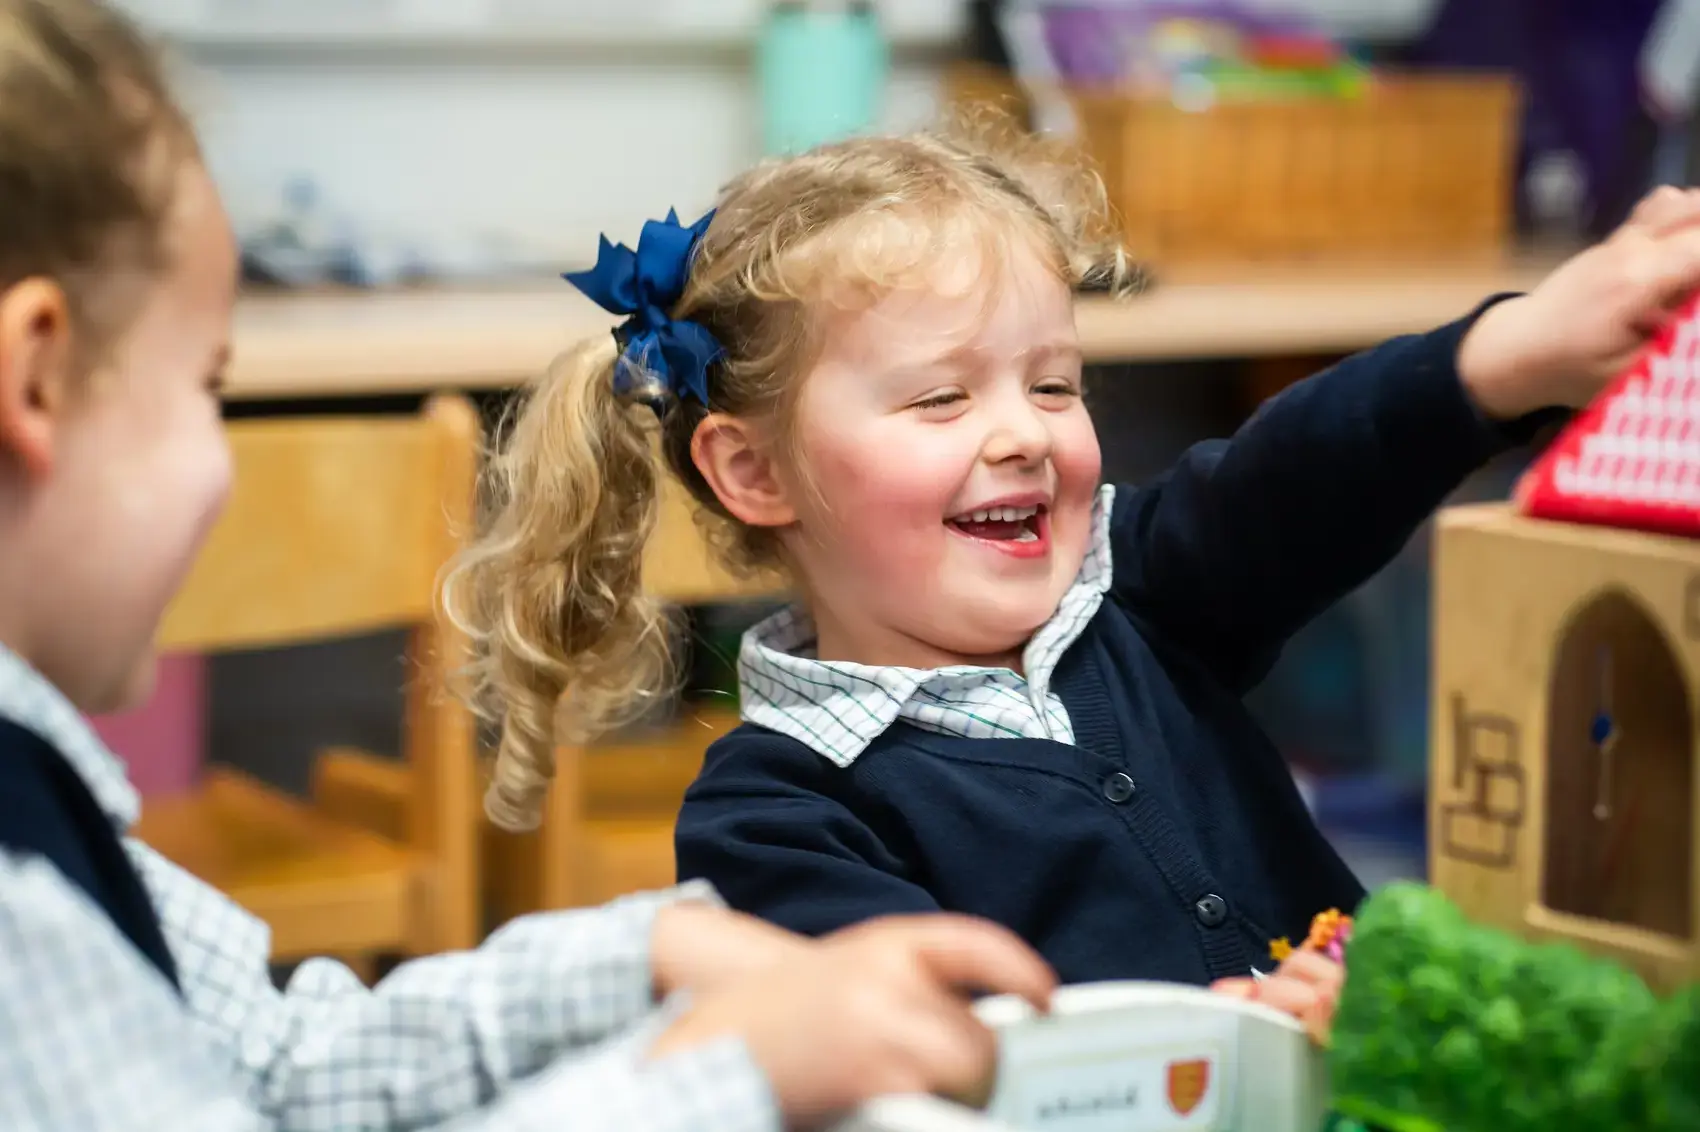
947;503;1046;544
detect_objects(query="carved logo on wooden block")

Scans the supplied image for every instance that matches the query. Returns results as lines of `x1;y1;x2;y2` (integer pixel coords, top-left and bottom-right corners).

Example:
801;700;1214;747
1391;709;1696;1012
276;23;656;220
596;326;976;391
1438;693;1525;869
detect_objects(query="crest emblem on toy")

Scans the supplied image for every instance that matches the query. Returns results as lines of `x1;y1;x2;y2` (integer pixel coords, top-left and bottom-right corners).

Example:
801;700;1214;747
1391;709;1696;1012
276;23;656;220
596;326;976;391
1164;1057;1211;1116
1516;291;1700;537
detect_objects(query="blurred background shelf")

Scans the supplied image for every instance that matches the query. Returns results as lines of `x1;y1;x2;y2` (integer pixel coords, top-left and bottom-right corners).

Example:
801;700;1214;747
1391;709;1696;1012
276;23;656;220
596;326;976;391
223;252;1563;400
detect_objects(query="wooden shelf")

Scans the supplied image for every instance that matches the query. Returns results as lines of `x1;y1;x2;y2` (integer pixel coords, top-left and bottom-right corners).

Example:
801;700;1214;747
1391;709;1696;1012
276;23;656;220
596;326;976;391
1073;254;1559;362
225;251;1565;401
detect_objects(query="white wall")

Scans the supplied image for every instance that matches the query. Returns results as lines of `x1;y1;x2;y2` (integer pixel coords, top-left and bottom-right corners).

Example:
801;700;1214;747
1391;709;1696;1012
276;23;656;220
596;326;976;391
183;51;946;274
146;0;1435;278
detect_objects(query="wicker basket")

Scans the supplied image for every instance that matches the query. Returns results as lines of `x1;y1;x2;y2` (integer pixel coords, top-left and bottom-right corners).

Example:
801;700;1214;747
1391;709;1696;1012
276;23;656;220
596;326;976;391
1073;75;1519;264
946;65;1520;265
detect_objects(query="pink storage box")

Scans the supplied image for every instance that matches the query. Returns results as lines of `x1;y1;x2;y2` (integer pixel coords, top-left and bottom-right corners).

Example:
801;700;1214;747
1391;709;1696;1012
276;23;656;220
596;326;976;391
88;653;204;798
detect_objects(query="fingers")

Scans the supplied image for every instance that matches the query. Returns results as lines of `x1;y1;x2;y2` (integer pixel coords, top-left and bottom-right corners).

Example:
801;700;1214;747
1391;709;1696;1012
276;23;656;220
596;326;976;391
1623;188;1700;315
1210;973;1319;1016
830;936;1002;1110
872;916;1042;1109
1214;950;1344;1023
901;915;1057;1012
902;991;1000;1109
1214;970;1336;1043
1210;977;1257;1000
1627;185;1700;236
941;1064;999;1113
1245;975;1321;1018
1276;947;1344;990
1646;226;1700;311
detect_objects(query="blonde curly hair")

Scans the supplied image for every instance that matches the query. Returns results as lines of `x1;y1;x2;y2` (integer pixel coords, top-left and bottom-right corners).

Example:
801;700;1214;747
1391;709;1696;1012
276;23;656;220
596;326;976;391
441;115;1142;831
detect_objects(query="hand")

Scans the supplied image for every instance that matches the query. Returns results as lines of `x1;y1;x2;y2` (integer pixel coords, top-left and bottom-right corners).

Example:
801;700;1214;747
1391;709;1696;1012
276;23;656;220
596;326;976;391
648;914;1056;1129
1458;186;1700;419
1211;948;1343;1048
650;901;813;998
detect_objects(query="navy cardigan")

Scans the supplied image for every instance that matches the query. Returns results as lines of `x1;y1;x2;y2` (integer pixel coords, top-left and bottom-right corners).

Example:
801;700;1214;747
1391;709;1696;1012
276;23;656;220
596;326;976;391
0;716;181;991
676;305;1562;986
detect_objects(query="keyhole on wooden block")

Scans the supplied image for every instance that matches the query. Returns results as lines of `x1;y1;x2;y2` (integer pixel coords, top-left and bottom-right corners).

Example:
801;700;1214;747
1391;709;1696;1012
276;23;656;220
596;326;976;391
1544;590;1694;941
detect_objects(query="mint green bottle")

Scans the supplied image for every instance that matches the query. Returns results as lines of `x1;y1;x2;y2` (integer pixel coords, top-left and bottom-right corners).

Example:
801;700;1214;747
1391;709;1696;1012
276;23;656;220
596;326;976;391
757;1;889;156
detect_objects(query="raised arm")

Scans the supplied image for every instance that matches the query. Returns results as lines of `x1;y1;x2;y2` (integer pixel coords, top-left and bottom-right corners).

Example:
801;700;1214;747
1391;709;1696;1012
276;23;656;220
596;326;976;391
1110;299;1562;692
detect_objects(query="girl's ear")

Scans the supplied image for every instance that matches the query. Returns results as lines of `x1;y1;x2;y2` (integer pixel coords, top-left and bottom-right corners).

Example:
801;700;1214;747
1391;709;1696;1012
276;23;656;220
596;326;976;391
0;278;74;479
690;412;797;529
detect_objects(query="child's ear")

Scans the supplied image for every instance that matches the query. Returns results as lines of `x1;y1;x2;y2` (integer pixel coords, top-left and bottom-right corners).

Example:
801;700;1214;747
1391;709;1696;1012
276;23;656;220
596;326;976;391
0;278;74;478
691;412;797;529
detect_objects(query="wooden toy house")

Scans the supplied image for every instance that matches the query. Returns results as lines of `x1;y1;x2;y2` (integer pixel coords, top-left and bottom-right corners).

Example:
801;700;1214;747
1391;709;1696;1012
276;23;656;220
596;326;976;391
1429;506;1698;990
1429;298;1700;991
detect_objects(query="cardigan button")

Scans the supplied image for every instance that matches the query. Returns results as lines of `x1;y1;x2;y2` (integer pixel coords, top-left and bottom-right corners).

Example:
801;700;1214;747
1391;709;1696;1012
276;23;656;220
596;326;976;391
1101;772;1136;804
1193;893;1228;928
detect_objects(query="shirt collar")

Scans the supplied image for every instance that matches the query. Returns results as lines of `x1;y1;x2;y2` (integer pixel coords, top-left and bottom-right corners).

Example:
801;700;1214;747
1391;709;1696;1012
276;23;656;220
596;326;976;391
0;642;140;828
738;484;1116;765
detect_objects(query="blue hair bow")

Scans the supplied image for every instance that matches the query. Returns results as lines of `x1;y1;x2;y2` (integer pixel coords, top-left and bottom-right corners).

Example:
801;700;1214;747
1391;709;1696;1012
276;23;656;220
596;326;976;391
563;208;722;411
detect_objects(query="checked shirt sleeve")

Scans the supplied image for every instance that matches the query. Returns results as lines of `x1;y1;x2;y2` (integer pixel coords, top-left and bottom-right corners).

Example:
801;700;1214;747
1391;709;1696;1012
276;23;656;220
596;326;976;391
0;850;780;1132
132;841;746;1130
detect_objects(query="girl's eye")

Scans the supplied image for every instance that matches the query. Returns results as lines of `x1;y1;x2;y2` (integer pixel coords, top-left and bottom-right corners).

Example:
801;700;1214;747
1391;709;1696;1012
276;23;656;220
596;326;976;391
911;390;966;411
1034;380;1079;398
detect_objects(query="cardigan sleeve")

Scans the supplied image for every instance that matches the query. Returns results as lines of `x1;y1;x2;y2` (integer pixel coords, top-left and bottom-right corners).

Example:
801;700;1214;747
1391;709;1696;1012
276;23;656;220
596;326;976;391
674;732;942;937
1108;298;1566;693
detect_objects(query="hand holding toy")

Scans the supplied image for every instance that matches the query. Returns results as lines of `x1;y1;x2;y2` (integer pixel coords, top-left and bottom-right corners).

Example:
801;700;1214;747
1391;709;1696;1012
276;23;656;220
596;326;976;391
649;899;814;997
649;913;1055;1129
1458;185;1700;419
1211;908;1351;1047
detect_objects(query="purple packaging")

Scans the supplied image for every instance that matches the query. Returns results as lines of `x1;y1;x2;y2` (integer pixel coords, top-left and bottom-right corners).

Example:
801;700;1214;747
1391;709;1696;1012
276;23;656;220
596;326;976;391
1039;2;1320;87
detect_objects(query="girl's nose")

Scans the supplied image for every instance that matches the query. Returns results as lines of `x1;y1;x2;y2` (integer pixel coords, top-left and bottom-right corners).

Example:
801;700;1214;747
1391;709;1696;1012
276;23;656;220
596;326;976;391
981;405;1053;467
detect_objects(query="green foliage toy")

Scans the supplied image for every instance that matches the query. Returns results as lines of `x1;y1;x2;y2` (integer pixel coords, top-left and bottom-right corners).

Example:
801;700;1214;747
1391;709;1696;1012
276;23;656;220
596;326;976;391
1327;883;1700;1132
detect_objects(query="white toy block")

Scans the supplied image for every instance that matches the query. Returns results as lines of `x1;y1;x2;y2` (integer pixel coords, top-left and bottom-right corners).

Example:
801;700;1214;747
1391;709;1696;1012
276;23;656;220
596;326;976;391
833;981;1327;1132
834;1096;1022;1132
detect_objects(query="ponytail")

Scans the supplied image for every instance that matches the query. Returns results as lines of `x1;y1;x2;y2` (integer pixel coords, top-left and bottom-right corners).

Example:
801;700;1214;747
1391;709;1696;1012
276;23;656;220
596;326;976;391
443;133;1141;829
441;337;674;831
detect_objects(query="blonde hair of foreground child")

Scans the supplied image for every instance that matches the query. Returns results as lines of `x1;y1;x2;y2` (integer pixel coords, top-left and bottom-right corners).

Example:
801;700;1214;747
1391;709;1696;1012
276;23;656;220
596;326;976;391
442;120;1142;831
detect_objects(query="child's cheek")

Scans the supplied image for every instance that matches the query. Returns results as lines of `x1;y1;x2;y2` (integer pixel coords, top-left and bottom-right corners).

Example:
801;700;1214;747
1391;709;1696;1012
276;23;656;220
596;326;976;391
800;430;956;576
807;415;935;504
1049;415;1104;553
1052;413;1103;491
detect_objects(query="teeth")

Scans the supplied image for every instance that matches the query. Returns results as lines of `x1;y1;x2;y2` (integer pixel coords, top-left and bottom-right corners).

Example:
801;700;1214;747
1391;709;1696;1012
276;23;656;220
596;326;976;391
962;505;1040;523
1014;528;1037;542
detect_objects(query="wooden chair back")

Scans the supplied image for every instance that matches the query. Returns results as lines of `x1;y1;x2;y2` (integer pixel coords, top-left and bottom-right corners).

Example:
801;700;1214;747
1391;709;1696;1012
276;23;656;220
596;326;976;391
141;394;481;959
